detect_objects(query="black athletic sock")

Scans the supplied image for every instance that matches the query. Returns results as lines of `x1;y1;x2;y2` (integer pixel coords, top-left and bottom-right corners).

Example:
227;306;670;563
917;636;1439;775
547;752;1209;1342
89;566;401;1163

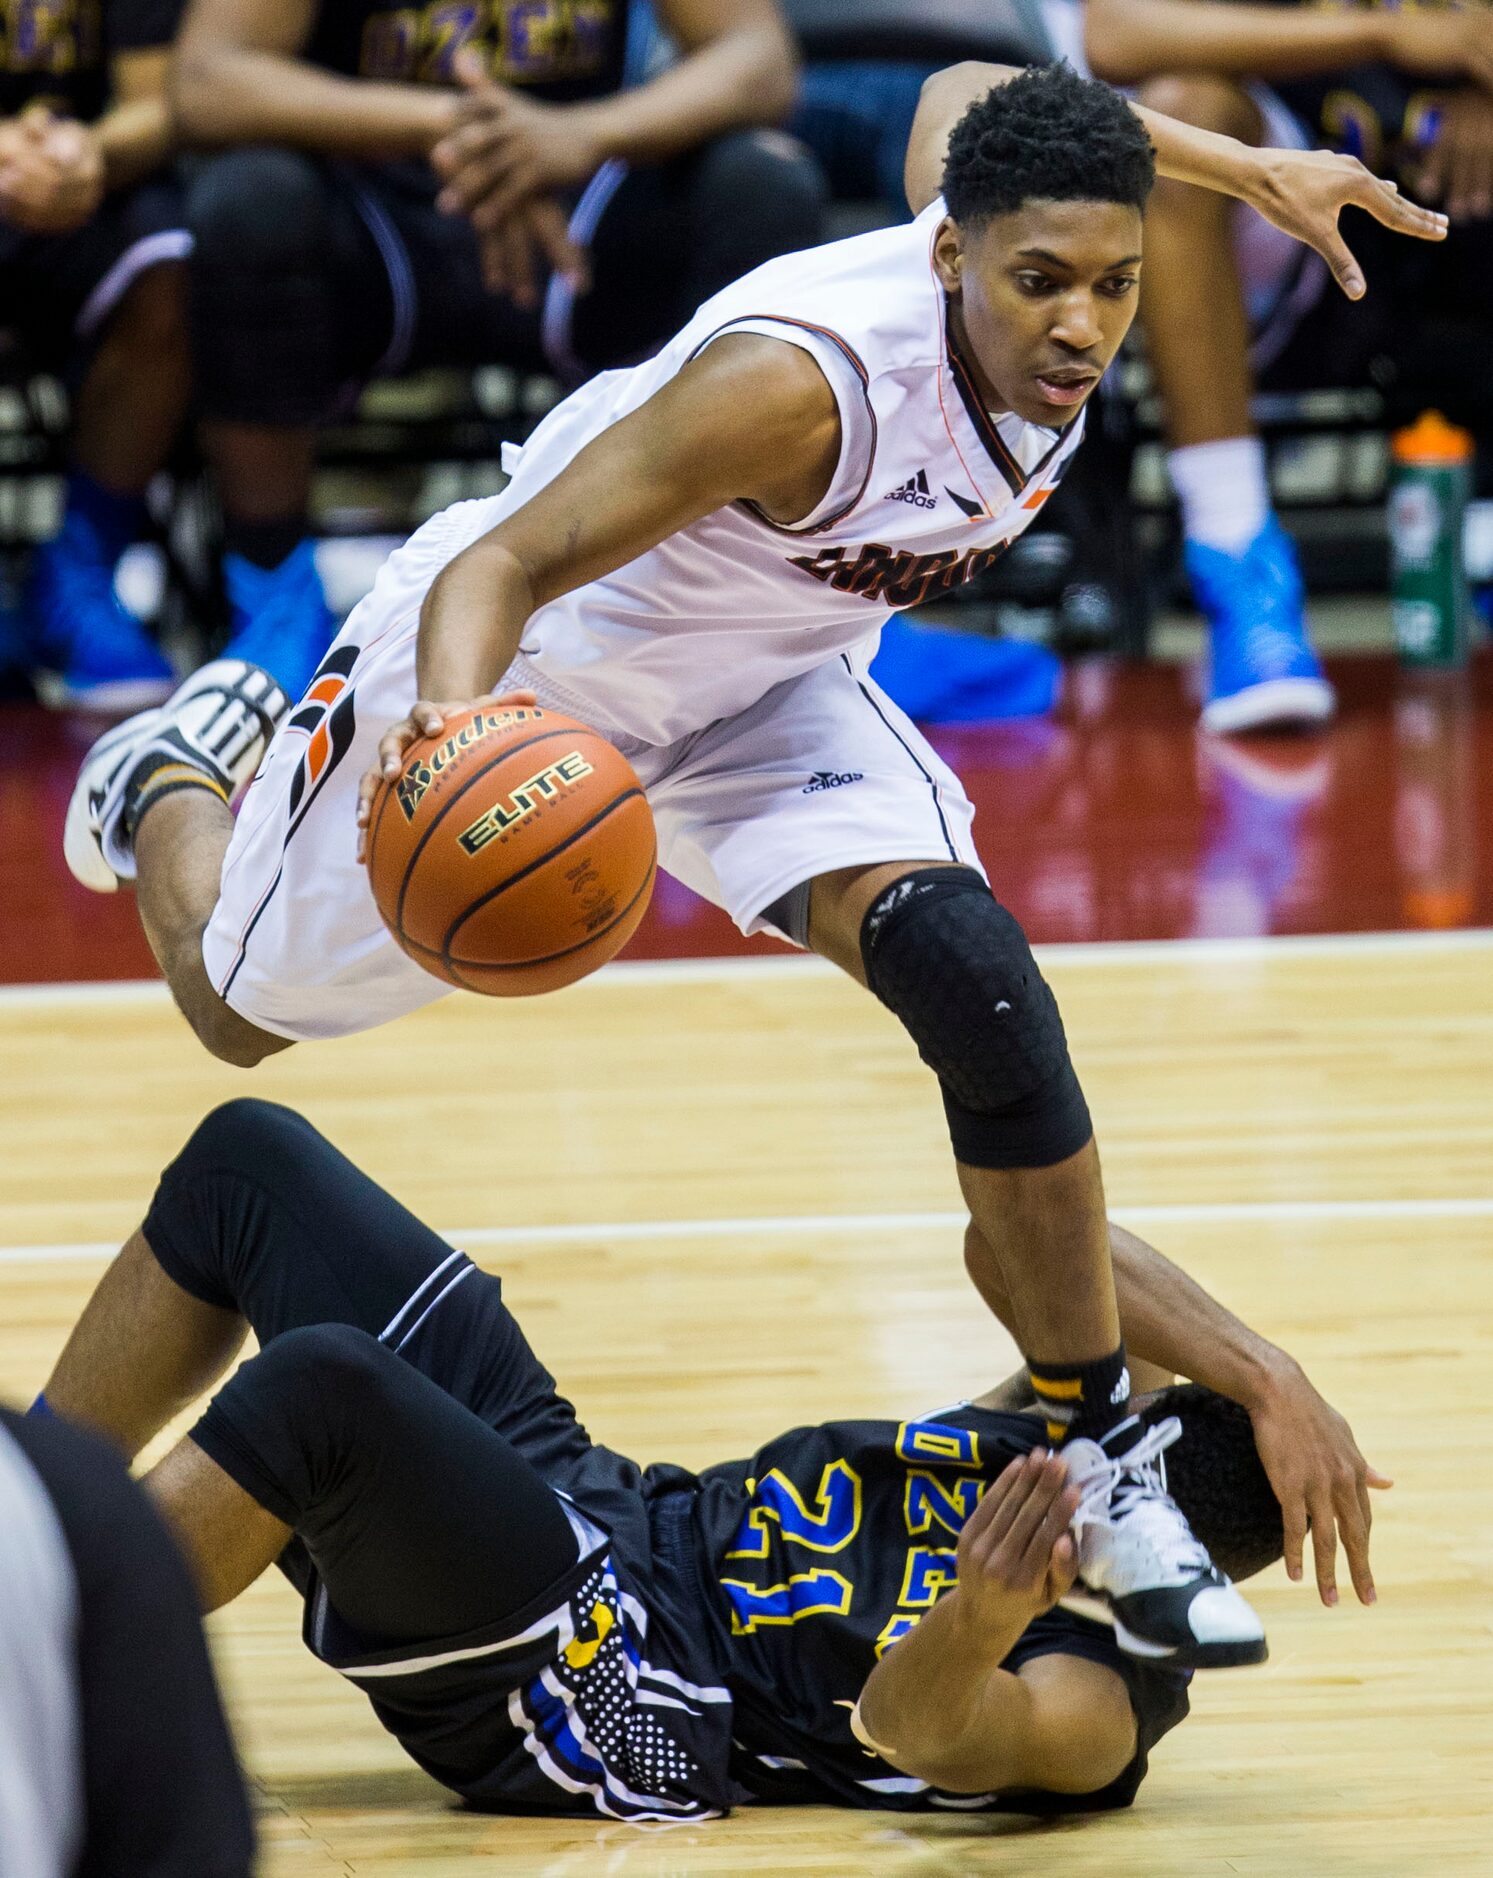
1028;1344;1130;1445
122;750;230;842
224;514;306;571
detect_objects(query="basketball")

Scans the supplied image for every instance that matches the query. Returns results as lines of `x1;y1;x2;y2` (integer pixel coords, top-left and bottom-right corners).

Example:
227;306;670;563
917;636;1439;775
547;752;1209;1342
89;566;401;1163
365;703;656;995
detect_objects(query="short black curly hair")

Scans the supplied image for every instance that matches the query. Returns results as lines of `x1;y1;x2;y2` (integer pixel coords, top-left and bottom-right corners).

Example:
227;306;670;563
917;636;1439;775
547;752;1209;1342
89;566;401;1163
942;62;1155;227
1138;1384;1284;1582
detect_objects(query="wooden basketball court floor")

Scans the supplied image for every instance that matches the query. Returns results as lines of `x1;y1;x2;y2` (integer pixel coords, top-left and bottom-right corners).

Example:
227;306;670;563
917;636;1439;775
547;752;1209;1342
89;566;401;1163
2;931;1491;1876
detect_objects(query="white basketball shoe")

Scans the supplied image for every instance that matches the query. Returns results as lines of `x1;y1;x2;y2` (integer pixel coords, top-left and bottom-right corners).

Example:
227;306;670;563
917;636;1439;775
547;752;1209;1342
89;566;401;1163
64;659;289;892
1061;1416;1268;1669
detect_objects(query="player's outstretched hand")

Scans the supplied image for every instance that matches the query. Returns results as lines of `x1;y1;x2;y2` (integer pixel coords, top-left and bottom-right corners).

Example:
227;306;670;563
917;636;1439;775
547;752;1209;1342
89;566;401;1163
355;691;537;862
1244;147;1448;300
1247;1355;1392;1609
955;1450;1081;1637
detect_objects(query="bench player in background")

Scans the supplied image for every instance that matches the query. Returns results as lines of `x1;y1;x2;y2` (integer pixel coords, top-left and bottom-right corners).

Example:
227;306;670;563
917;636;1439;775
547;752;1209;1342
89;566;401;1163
34;1101;1386;1821
166;0;823;695
0;0;189;707
64;62;1433;1668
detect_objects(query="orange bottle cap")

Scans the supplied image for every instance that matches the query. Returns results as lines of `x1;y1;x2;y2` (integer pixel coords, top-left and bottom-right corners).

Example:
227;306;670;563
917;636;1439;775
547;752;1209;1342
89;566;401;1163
1391;410;1474;465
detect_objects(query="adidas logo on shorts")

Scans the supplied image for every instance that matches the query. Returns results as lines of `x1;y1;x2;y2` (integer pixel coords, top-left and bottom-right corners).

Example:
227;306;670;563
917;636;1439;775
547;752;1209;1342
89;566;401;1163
883;468;937;509
802;770;864;793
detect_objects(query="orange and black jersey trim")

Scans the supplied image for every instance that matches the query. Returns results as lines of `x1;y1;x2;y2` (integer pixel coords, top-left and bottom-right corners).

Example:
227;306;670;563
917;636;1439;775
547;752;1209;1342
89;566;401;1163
943;302;1076;501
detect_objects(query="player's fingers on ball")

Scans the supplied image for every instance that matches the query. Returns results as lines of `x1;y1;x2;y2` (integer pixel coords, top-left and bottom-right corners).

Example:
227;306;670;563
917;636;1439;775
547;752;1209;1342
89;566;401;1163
378;726;412;777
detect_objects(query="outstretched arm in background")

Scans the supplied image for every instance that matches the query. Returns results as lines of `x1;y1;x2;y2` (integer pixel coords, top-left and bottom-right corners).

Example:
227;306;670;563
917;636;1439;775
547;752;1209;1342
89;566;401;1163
903;60;1447;298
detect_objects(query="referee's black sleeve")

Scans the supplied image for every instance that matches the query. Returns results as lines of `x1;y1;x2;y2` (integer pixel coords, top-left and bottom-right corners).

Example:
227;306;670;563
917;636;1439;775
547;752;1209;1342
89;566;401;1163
2;1410;256;1877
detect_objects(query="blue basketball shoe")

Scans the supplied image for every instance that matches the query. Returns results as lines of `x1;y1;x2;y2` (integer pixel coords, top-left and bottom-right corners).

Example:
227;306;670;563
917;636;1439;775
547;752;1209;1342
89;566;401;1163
1188;518;1335;735
221;541;338;704
26;504;176;712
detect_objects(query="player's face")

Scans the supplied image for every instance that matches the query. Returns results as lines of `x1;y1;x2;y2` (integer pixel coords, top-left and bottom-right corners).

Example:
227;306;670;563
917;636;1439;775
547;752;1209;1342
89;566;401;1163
935;200;1144;426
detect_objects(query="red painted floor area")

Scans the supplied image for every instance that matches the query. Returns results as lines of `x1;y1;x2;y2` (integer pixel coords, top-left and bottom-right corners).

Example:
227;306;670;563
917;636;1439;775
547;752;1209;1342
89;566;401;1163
3;652;1490;984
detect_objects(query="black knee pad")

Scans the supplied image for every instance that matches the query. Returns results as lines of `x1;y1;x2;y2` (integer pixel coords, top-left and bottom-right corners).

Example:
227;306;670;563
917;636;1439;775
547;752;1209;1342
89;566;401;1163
860;867;1092;1169
185;147;331;274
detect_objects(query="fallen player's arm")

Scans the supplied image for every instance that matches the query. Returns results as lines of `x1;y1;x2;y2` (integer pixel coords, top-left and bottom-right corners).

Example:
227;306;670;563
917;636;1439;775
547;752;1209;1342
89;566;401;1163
967;1218;1389;1609
855;1451;1136;1795
904;61;1447;300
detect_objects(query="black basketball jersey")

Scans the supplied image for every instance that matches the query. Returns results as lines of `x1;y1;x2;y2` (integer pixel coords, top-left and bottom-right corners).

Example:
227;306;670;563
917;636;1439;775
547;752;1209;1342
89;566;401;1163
305;0;632;102
0;0;181;121
690;1405;1193;1811
299;1404;1189;1821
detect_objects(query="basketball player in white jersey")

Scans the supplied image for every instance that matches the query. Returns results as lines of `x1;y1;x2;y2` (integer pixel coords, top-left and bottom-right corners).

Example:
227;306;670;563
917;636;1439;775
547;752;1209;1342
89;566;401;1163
65;61;1433;1668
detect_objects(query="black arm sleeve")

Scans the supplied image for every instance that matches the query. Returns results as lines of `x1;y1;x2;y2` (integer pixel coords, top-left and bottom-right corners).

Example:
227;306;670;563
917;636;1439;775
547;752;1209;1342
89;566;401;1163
0;1409;256;1878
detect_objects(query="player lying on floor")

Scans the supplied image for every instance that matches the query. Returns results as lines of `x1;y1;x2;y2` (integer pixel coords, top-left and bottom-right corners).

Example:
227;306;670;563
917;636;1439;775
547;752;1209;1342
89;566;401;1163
34;1101;1384;1822
63;56;1432;1679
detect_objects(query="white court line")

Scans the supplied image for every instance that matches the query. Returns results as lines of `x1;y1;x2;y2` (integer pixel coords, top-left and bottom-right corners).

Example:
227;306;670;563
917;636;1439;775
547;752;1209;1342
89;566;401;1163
5;1195;1491;1267
3;925;1493;1009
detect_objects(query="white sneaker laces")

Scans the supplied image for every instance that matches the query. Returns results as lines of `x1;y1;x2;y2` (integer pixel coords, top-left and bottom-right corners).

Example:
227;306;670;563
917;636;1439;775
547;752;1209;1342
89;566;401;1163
1072;1417;1210;1577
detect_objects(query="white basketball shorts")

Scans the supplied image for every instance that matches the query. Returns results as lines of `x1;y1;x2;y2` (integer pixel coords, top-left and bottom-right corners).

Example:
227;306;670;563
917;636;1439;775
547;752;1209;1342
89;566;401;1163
201;538;982;1044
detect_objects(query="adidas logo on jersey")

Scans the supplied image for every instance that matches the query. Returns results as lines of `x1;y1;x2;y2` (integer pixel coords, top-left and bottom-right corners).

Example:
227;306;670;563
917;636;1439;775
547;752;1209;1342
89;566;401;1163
884;468;937;509
802;769;864;794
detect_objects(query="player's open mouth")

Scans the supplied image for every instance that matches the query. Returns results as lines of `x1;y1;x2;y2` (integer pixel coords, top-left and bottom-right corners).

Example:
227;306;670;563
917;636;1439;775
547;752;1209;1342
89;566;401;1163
1034;371;1097;407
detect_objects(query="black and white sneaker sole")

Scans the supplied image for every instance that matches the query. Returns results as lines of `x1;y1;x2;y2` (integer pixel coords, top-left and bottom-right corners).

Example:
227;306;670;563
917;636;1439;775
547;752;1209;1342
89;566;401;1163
1061;1588;1269;1669
1112;1619;1268;1670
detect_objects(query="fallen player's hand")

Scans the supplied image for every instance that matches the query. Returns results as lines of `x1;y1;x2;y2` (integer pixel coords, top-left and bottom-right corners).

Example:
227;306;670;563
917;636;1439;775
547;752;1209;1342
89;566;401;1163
1247;1355;1392;1609
1244;146;1447;300
355;690;537;862
955;1449;1081;1640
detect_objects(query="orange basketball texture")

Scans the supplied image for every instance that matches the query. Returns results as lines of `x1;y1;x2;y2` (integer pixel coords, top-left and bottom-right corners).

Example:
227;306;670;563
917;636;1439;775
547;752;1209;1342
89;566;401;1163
366;704;656;995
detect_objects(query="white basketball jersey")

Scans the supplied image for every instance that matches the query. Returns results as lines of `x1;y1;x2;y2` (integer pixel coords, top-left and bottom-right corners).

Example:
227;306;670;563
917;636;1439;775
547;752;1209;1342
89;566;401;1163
445;197;1084;747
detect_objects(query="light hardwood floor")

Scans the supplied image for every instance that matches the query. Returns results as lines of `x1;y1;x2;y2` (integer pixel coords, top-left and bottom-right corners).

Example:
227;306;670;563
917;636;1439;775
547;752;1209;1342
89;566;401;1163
2;933;1491;1875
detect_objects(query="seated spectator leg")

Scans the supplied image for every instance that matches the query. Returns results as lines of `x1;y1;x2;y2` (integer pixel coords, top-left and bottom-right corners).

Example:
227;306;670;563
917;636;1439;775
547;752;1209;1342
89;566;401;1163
567;130;826;373
20;185;192;707
1136;76;1332;733
187;148;376;698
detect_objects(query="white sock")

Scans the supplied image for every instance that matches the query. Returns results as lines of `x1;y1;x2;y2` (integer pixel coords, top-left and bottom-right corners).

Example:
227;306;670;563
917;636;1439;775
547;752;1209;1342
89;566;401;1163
1168;438;1271;555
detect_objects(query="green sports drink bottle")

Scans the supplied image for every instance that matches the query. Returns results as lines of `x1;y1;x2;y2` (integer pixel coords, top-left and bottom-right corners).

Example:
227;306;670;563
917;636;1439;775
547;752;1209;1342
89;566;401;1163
1388;411;1474;669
